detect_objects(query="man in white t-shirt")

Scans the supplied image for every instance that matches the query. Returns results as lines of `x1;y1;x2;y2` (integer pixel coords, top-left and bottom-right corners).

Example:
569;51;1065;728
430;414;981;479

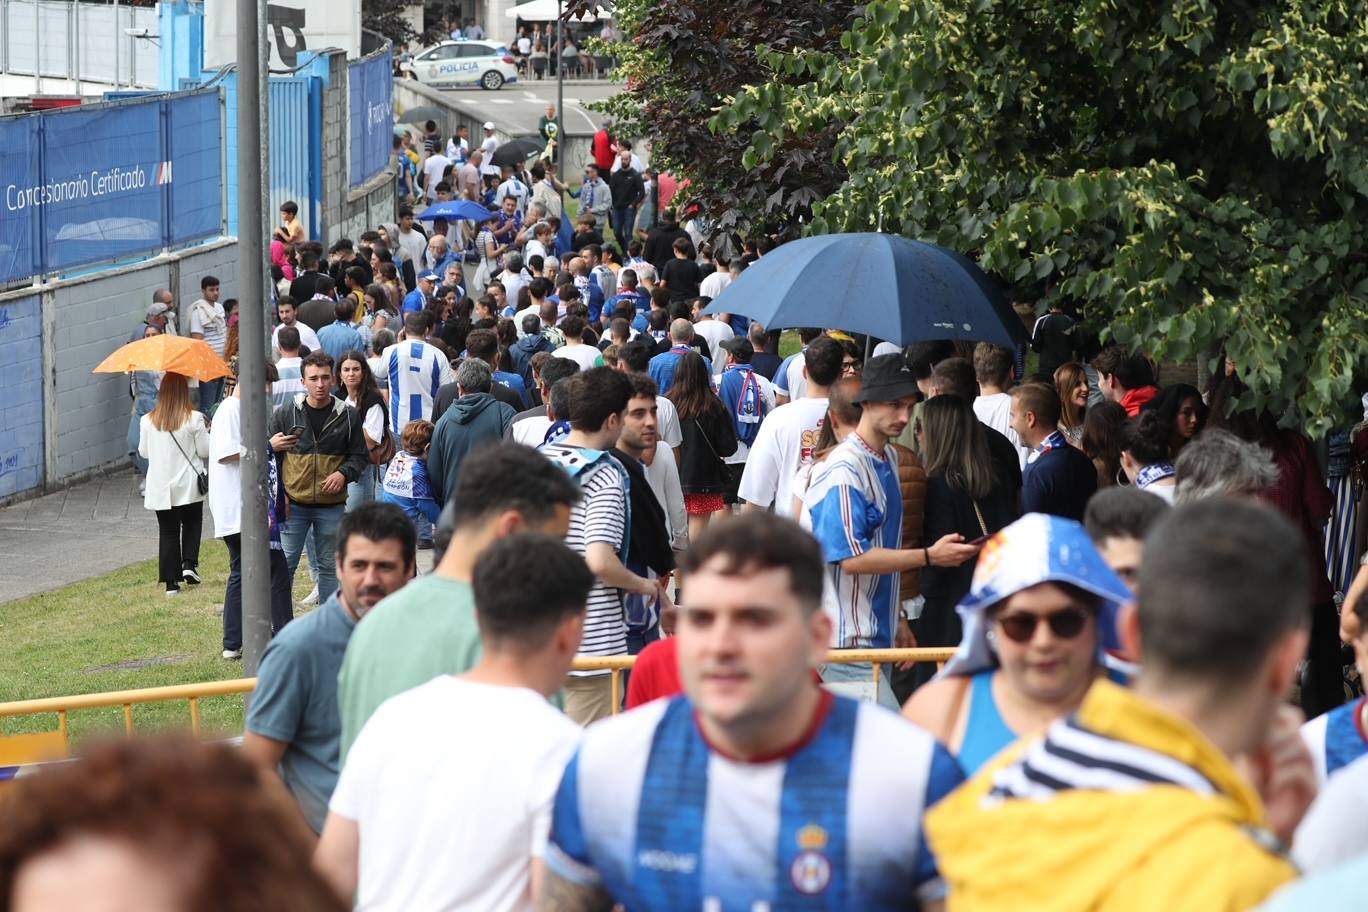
272;297;321;356
551;315;605;372
738;335;842;516
691;302;734;361
316;533;590;911
480;122;500;177
188;274;228;414
972;342;1028;468
421;148;452;203
699;257;736;301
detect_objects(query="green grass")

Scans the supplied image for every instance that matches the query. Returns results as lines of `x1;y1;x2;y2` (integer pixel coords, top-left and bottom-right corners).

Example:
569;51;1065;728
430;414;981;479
778;330;800;359
0;542;318;744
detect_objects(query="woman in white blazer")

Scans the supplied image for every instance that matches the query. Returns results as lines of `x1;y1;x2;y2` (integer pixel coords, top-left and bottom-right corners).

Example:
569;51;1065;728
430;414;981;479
138;372;210;595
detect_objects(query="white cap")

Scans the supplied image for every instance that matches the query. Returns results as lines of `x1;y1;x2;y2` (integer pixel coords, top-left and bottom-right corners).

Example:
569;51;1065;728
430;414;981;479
483;121;495;130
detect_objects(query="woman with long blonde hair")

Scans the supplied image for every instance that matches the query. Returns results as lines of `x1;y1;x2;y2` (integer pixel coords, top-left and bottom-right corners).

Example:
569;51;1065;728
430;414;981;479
138;372;210;595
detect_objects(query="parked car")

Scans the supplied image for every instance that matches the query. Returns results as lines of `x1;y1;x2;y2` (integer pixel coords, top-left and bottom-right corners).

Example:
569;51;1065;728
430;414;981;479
410;40;518;91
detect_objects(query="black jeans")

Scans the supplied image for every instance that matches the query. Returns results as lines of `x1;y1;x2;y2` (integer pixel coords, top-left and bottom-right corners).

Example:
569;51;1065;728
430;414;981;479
223;535;296;651
1302;599;1348;719
155;502;203;589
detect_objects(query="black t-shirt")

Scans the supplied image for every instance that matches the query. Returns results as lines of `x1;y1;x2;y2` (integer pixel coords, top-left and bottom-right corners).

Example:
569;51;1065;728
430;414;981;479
661;258;702;302
305;401;332;440
750;350;784;381
1032;312;1075;377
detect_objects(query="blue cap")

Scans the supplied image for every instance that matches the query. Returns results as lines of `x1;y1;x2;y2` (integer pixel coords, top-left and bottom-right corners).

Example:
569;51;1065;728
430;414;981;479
418;271;439;282
940;513;1133;678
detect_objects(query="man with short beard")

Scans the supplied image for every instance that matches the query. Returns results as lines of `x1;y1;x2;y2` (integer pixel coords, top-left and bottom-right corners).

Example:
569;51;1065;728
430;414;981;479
244;503;416;833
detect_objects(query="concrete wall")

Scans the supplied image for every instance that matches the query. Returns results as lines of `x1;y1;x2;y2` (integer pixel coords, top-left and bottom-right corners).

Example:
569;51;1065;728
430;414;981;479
0;296;44;500
52;264;172;480
0;238;239;504
320;52;397;246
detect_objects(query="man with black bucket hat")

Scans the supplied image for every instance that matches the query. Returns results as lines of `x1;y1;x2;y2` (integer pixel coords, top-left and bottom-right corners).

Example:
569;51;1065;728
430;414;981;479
805;353;982;708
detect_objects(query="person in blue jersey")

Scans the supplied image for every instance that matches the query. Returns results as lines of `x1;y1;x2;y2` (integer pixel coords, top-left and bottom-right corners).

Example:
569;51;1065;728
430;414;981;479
807;354;981;709
382;311;455;430
1301;585;1368;783
540;513;965;911
380;419;442;535
648;319;712;395
902;512;1132;775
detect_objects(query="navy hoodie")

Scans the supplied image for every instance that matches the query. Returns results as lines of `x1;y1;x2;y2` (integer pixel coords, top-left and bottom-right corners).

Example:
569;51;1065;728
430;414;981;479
510;333;555;391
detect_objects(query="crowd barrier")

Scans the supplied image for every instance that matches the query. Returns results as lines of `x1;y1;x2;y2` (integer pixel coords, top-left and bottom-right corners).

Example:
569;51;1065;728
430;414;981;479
0;648;957;773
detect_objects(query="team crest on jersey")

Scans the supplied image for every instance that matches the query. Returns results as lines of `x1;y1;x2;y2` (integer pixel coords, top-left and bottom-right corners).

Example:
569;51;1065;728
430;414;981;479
789;824;832;894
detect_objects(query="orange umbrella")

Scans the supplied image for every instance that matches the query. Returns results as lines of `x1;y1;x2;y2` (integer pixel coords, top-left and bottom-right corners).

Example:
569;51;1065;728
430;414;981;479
93;334;231;382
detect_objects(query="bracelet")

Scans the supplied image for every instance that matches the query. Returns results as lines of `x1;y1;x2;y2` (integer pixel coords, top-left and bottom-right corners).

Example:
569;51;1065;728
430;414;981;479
923;546;931;568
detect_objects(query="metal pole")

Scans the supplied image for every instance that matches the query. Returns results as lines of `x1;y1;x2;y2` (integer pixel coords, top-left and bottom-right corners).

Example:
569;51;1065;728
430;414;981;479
113;0;119;87
70;0;79;96
238;0;272;675
555;0;563;166
34;0;41;94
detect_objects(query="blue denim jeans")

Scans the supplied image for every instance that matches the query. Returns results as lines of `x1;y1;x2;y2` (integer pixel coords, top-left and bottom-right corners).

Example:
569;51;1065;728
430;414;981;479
611;206;638;248
346;463;378;512
281;503;342;603
820;660;900;710
198;378;225;416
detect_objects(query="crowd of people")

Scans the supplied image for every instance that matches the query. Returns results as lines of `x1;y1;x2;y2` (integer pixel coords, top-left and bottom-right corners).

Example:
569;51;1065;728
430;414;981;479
40;147;1368;910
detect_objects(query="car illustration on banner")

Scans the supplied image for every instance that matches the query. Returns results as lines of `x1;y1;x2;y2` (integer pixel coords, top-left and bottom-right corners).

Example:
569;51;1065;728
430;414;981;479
410;40;519;91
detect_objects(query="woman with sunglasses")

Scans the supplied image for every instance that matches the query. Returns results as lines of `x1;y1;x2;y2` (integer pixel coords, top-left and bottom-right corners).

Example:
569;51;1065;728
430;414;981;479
903;513;1131;774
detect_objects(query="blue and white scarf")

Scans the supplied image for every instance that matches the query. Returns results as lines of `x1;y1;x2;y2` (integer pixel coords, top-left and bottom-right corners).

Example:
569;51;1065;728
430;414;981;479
1135;462;1176;489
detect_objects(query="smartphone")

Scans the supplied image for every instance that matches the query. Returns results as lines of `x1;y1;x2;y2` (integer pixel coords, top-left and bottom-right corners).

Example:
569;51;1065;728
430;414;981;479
968;534;991;546
288;425;307;437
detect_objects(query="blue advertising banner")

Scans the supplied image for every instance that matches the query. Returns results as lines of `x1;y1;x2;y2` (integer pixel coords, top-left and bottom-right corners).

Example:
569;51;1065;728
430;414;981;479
40;102;164;273
0;118;41;284
348;49;393;188
166;92;224;246
0;89;223;286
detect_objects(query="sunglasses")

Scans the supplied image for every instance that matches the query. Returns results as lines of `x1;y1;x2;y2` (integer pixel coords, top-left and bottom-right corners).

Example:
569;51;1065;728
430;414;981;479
994;607;1091;644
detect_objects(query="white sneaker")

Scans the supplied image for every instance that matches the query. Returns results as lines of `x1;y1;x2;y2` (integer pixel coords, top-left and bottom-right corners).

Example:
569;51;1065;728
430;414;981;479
138;479;146;496
302;585;320;606
222;649;242;660
165;587;180;598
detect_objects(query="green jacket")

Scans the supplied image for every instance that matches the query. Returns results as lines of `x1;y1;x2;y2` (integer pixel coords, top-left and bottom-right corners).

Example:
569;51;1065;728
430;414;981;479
269;395;367;506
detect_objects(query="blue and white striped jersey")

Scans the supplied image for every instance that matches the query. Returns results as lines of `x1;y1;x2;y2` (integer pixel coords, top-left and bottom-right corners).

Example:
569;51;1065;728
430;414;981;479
385;339;454;430
546;693;964;911
806;435;904;649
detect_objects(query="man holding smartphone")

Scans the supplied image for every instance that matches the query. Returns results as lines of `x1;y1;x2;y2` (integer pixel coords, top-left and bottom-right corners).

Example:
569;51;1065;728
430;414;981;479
807;354;981;708
269;351;369;604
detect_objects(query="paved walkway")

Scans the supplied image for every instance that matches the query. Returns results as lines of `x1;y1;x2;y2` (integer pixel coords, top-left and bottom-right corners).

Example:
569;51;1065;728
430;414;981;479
0;469;436;604
0;468;205;604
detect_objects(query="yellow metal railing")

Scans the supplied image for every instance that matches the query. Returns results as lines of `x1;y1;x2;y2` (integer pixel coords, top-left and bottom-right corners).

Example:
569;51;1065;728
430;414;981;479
0;648;956;758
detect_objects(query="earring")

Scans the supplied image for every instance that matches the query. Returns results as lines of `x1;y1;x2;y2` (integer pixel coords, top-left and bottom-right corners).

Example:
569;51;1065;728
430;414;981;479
1116;466;1130;487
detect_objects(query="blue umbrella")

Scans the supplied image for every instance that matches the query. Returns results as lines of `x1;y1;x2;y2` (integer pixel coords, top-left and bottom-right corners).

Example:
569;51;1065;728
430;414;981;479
418;200;495;223
704;233;1026;346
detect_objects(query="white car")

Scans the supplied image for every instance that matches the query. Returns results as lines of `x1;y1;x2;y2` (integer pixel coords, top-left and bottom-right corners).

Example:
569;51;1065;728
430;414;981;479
411;40;519;91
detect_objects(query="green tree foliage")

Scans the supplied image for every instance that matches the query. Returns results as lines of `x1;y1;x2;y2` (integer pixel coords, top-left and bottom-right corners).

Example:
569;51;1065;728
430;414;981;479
718;0;1368;433
362;0;419;47
584;0;858;248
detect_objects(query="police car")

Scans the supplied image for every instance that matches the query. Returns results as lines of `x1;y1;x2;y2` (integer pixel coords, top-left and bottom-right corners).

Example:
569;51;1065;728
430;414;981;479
411;40;519;91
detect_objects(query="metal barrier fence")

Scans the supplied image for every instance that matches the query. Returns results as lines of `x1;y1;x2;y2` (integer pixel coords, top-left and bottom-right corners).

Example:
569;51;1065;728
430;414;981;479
0;648;957;757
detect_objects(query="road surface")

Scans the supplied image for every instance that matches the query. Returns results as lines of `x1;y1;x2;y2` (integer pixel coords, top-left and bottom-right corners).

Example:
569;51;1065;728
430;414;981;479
435;80;619;137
